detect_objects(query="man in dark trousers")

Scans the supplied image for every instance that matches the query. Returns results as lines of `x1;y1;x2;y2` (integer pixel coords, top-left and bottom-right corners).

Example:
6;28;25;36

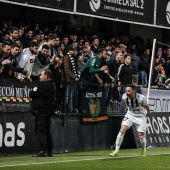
30;69;56;157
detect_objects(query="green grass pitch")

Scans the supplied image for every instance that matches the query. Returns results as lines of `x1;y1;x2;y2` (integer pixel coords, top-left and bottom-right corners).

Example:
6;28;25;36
0;147;170;170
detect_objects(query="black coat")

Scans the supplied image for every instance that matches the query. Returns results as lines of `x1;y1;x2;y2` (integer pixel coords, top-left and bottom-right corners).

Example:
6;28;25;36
29;80;56;115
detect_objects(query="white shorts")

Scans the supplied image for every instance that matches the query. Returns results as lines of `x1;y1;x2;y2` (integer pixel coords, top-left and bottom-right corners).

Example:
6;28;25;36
121;114;146;132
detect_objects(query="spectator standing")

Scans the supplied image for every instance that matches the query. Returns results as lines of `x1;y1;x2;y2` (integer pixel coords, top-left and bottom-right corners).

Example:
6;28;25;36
129;45;140;85
38;34;56;57
5;27;19;45
22;29;33;48
151;62;163;86
17;41;39;82
119;44;127;55
31;44;56;80
57;42;65;57
82;40;94;60
2;43;27;78
117;54;132;113
117;54;132;94
139;48;150;86
49;56;64;113
80;48;108;86
63;45;79;113
91;37;99;55
77;51;85;71
0;41;11;59
107;52;123;102
30;69;56;157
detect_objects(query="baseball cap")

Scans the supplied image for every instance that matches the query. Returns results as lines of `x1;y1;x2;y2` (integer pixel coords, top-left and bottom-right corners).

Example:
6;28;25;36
66;45;76;52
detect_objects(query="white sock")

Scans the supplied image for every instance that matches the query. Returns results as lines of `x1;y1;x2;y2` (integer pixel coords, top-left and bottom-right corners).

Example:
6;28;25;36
139;135;146;152
115;130;125;152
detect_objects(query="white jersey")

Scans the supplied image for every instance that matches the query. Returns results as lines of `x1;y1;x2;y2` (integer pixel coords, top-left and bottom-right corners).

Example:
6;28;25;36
122;93;147;117
17;49;35;79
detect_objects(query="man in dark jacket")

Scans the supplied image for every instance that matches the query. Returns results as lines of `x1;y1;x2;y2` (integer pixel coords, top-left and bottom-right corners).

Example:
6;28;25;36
0;42;27;78
129;45;140;84
63;45;79;113
139;48;150;86
30;69;56;157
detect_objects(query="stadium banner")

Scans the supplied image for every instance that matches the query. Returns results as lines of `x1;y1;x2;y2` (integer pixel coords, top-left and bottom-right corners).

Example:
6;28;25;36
132;88;170;148
0;79;39;153
146;112;170;147
156;0;170;27
0;79;35;112
77;0;154;24
7;0;74;11
132;113;170;148
0;112;38;154
142;88;170;112
82;89;108;123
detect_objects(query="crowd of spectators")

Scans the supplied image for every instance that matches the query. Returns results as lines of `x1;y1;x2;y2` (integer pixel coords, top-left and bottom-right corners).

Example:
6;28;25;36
0;17;170;113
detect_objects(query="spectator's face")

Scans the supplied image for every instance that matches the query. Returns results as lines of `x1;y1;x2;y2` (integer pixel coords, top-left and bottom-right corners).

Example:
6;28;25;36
18;29;23;38
157;51;162;56
3;45;11;56
70;35;77;41
15;40;21;48
115;47;120;53
63;38;69;45
40;34;45;41
79;40;84;46
11;47;19;56
59;44;65;51
30;46;39;55
36;35;41;42
54;38;60;45
79;54;84;60
102;51;107;58
167;49;170;55
27;31;33;39
84;42;90;48
41;48;49;57
11;30;19;40
59;58;63;64
116;53;123;61
49;39;56;46
3;33;9;40
72;42;78;48
121;47;126;52
125;56;131;65
156;64;162;71
145;49;150;56
0;66;4;74
40;71;46;82
93;39;99;46
20;27;25;34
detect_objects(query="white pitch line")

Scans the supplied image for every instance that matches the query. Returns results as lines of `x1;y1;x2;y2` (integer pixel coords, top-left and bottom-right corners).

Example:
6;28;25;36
0;153;170;168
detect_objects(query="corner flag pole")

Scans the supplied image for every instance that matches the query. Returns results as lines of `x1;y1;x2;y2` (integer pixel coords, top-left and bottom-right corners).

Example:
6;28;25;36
147;39;156;103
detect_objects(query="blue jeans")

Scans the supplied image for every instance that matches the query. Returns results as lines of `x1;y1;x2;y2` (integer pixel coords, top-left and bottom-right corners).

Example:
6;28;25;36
139;71;147;86
65;84;77;113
